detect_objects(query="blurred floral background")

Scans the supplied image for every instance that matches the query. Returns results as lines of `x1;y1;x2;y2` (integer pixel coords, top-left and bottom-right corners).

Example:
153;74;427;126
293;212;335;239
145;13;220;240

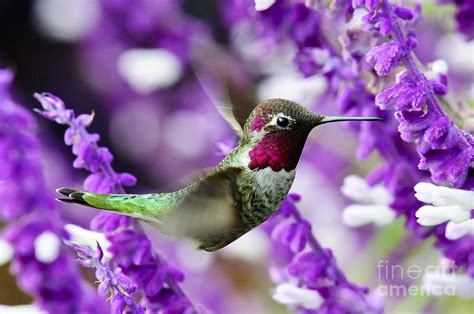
0;0;473;313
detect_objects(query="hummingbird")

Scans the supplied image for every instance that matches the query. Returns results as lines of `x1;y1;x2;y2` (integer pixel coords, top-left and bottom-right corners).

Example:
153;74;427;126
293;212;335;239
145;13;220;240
58;98;380;252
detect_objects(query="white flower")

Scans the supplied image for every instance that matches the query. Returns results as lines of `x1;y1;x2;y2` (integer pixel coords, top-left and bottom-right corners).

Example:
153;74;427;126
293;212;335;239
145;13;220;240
445;220;474;240
255;0;276;11
0;238;14;266
414;182;473;227
342;175;393;205
273;283;323;309
341;175;396;227
414;182;473;210
415;205;469;226
117;48;183;94
34;231;61;263
343;204;396;227
64;224;112;258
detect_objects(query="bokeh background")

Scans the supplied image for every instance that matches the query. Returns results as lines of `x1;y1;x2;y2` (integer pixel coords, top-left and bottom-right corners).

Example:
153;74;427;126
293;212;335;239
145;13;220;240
0;0;473;313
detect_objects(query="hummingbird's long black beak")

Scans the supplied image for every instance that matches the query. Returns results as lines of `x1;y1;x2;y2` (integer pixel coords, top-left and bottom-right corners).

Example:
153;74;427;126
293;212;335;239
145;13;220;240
318;115;382;125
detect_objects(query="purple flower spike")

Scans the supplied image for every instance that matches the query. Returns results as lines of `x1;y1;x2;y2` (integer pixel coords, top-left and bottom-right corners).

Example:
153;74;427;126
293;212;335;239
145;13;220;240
0;70;104;313
368;2;474;192
35;92;136;194
36;93;195;313
363;0;474;273
69;243;145;314
266;195;382;313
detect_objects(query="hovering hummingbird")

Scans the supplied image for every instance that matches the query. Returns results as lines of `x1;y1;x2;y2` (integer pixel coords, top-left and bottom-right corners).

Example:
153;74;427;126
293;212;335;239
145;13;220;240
58;98;380;251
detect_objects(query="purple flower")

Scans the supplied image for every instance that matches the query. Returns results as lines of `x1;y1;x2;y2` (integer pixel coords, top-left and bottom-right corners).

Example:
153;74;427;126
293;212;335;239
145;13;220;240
71;243;145;314
36;93;194;312
376;71;437;112
393;6;414;20
271;220;311;253
0;69;104;313
267;195;382;313
366;41;407;76
105;228;190;313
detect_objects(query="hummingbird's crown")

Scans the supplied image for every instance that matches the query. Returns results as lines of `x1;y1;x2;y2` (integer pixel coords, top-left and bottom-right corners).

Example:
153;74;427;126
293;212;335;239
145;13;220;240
244;98;323;134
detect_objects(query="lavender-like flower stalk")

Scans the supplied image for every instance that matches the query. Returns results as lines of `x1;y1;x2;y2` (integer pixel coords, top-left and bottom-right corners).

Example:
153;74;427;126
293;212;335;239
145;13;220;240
358;0;474;274
35;92;195;313
362;0;474;190
33;93;136;194
71;243;145;313
0;69;103;313
266;194;383;313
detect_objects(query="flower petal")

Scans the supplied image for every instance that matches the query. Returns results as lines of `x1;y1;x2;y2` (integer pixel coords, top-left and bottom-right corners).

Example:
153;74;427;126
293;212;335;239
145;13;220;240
445;220;474;240
273;283;323;309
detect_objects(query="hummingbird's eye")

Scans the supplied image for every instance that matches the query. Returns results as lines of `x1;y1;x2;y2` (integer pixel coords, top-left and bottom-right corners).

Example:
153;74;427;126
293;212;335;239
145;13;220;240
276;117;289;128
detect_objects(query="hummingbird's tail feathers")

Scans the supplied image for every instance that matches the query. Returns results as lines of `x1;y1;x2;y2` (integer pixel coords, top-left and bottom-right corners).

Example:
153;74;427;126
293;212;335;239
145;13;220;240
56;188;91;207
57;187;77;197
55;187;169;223
56;187;111;209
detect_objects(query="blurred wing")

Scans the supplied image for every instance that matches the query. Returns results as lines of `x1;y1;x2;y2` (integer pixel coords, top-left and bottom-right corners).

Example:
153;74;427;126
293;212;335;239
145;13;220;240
193;65;244;136
191;40;257;136
225;79;257;131
215;100;245;136
159;167;242;240
179;167;214;187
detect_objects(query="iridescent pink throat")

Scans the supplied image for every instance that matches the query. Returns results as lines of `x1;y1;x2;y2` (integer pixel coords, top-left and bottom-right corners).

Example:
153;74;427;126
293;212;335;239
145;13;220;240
248;132;304;172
